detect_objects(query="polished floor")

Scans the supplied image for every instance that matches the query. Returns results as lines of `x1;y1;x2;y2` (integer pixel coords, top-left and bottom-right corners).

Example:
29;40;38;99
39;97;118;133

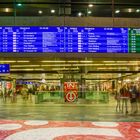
0;96;140;139
0;95;140;122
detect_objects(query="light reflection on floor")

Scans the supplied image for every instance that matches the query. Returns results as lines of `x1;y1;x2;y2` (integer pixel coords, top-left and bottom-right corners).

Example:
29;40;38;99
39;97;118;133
0;120;139;140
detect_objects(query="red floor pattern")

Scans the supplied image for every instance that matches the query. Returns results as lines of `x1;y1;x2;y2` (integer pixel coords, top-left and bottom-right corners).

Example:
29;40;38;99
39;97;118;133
0;120;139;140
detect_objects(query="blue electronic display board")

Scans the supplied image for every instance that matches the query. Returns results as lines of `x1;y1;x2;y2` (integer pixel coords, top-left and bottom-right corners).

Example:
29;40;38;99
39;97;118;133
0;64;10;74
0;26;129;53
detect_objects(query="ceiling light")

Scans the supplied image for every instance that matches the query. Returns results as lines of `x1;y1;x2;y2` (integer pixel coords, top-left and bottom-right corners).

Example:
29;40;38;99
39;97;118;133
88;11;92;14
115;10;120;14
80;61;93;63
11;65;40;67
38;10;43;14
136;9;140;13
0;60;16;63
128;8;132;13
41;64;71;67
67;61;79;63
11;69;34;71
52;67;79;71
17;3;22;7
88;4;93;8
105;63;137;66
5;8;10;12
17;61;30;63
51;9;55;13
78;12;82;17
41;60;65;63
97;67;126;70
73;64;104;66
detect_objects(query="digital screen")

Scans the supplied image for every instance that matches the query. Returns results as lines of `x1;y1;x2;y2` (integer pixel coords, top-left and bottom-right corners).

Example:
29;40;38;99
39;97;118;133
0;64;10;74
129;28;140;53
0;26;139;53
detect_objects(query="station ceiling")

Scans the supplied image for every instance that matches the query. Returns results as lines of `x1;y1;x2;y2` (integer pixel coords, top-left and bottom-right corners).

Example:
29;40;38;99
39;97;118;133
0;0;140;81
0;57;140;81
0;0;140;17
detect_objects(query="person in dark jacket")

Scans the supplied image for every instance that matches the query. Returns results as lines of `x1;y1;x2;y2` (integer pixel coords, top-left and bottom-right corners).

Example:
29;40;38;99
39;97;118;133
129;82;138;114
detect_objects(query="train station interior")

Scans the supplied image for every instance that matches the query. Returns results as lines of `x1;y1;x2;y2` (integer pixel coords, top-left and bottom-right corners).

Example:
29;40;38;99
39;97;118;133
0;0;140;139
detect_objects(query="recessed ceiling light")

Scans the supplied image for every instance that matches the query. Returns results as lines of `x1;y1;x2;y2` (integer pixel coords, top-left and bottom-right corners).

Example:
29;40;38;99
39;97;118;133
5;8;10;12
115;10;120;14
17;3;22;7
88;11;92;14
51;9;55;13
128;8;132;13
136;9;140;13
78;12;82;16
88;4;93;8
38;10;43;14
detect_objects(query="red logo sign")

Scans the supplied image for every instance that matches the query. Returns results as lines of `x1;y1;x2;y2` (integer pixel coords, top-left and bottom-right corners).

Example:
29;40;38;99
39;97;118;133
64;82;78;102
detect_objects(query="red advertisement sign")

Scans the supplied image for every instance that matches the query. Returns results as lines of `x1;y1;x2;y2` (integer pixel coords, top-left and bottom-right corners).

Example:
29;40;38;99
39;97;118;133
64;82;78;102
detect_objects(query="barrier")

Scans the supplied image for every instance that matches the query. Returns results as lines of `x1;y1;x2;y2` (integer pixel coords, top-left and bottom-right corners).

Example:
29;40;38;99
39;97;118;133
35;91;62;104
86;91;109;103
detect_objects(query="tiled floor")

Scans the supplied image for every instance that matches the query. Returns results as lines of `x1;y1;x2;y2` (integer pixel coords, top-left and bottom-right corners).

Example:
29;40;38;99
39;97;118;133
0;96;140;139
0;120;140;140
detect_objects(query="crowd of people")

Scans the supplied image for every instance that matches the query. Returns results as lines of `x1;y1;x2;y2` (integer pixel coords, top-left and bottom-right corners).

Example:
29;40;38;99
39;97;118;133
0;85;35;103
115;82;140;115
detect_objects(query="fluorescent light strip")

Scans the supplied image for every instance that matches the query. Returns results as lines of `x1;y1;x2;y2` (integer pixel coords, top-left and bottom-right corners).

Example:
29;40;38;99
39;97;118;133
105;63;138;66
67;61;80;63
97;67;127;70
11;65;40;67
17;61;30;63
80;61;93;63
41;61;66;63
41;64;72;67
0;61;16;63
11;68;44;71
52;67;79;70
11;69;34;71
73;64;105;66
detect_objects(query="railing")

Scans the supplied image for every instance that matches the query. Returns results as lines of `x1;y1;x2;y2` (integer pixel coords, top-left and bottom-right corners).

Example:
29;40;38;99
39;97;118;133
35;90;109;104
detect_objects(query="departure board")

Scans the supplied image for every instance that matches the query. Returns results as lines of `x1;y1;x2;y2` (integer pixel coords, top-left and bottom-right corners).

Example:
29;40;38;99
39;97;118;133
0;26;139;53
129;28;140;53
0;64;10;74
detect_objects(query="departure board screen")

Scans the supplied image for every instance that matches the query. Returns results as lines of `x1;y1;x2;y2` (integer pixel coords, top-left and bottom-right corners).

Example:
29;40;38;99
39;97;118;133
129;28;140;53
0;26;139;53
0;64;10;74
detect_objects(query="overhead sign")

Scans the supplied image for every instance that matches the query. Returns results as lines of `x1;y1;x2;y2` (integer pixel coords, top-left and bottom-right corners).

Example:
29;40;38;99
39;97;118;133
0;26;139;53
0;64;10;74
